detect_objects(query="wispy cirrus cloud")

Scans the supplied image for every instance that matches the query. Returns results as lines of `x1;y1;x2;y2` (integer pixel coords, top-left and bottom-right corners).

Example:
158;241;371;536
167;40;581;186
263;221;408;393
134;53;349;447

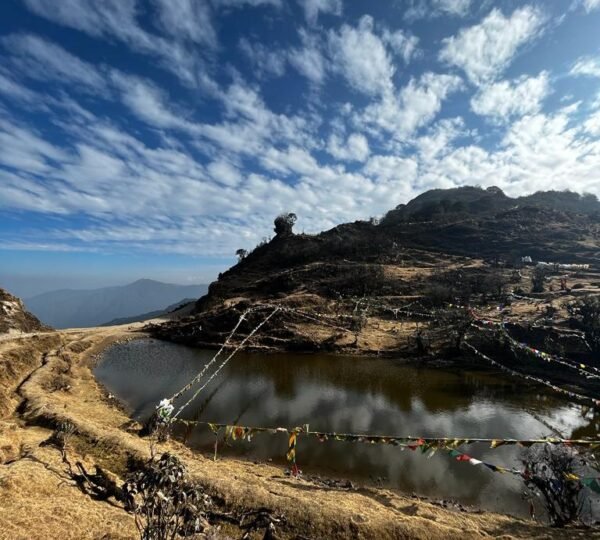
570;56;600;78
404;0;473;20
21;0;215;88
298;0;342;25
2;33;107;92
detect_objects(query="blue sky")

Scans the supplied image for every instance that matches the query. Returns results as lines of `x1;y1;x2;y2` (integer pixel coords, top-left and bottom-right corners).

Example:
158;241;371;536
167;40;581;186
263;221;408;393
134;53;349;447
1;0;600;296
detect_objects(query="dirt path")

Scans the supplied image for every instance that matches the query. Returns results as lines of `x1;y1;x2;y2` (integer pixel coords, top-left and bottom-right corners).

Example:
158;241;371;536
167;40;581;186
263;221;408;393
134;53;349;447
0;325;597;539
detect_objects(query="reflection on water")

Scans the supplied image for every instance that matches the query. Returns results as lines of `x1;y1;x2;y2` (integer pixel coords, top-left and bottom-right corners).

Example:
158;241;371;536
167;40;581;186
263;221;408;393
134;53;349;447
95;338;598;517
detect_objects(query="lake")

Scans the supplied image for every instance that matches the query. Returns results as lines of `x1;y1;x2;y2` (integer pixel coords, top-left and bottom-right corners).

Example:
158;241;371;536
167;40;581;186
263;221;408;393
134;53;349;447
95;338;598;518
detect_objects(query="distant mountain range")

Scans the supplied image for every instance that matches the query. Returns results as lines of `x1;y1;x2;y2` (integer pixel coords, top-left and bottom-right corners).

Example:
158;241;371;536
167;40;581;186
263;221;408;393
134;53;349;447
25;279;208;329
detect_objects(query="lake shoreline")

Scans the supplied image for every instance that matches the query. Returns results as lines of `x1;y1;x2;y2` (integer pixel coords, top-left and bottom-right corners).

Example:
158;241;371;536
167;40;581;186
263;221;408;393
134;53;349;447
2;324;588;538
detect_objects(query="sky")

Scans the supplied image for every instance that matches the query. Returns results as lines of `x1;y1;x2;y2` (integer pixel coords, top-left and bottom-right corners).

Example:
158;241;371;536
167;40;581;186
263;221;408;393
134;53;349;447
1;0;600;296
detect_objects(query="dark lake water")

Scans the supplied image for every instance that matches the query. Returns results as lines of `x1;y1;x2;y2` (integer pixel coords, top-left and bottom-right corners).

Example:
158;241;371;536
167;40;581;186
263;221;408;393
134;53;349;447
95;338;599;518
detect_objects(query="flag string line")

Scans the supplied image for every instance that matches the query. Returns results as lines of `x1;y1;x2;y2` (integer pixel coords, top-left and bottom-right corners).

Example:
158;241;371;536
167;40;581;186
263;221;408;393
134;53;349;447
171;420;600;490
463;340;600;407
472;320;600;380
169;307;253;402
172;418;600;448
171;307;280;420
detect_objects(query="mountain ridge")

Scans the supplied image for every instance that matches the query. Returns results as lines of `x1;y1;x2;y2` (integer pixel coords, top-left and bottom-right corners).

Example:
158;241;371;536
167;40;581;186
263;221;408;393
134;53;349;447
26;279;208;329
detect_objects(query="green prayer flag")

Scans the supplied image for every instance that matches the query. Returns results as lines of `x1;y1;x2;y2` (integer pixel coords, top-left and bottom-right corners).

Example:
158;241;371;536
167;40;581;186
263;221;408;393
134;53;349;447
582;478;600;494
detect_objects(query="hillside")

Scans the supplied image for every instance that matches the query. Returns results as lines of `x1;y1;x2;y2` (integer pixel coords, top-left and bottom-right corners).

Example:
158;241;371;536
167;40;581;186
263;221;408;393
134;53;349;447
25;279;208;329
151;187;600;390
0;288;50;335
100;298;196;326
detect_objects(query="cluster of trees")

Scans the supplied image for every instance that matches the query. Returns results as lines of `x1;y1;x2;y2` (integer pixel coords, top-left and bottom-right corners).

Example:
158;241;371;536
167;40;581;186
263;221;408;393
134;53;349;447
424;268;508;306
274;212;297;236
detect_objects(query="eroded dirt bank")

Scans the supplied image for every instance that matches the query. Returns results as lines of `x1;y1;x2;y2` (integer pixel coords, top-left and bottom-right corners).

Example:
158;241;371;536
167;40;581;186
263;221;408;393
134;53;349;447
0;326;597;539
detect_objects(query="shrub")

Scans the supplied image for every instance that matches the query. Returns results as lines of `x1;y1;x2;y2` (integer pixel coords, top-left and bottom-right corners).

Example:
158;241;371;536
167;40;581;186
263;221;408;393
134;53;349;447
521;444;598;526
568;295;600;354
123;453;213;539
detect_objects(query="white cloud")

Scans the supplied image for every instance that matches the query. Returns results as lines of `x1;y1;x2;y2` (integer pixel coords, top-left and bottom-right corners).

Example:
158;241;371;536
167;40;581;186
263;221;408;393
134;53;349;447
212;0;281;7
327;133;370;162
360;72;463;140
239;38;287;78
298;0;342;25
381;29;419;64
328;15;395;96
405;0;472;20
584;110;600;136
416;117;466;160
583;0;600;12
439;6;544;85
207;159;243;186
363;155;418;183
0;70;40;104
0;116;71;175
471;72;550;122
570;56;600;78
152;0;216;48
110;71;186;129
288;30;326;84
2;33;106;91
21;0;211;88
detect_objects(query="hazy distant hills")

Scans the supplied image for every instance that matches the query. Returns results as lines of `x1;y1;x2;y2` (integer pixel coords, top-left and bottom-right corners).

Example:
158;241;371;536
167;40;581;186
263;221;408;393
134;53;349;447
100;298;197;326
25;279;208;329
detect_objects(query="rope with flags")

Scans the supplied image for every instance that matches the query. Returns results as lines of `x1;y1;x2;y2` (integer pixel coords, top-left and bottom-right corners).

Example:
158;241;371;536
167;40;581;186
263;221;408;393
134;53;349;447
172;418;600;449
171;307;280;420
170;419;600;493
472;320;600;380
170;307;253;402
463;340;600;408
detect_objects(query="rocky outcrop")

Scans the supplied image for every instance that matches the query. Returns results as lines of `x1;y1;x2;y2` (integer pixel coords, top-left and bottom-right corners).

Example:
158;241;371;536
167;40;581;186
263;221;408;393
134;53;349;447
0;288;50;334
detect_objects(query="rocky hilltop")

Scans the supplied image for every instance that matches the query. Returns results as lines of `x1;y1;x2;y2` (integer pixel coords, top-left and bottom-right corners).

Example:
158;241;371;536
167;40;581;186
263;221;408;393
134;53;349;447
151;186;600;392
0;288;50;335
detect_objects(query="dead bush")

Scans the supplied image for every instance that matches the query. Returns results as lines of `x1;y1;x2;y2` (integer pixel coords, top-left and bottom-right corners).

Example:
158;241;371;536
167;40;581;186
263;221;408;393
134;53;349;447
522;444;600;526
123;452;215;539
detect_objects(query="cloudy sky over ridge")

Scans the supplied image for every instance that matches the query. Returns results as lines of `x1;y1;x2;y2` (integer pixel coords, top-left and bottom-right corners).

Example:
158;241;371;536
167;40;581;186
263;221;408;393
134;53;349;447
1;0;600;293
